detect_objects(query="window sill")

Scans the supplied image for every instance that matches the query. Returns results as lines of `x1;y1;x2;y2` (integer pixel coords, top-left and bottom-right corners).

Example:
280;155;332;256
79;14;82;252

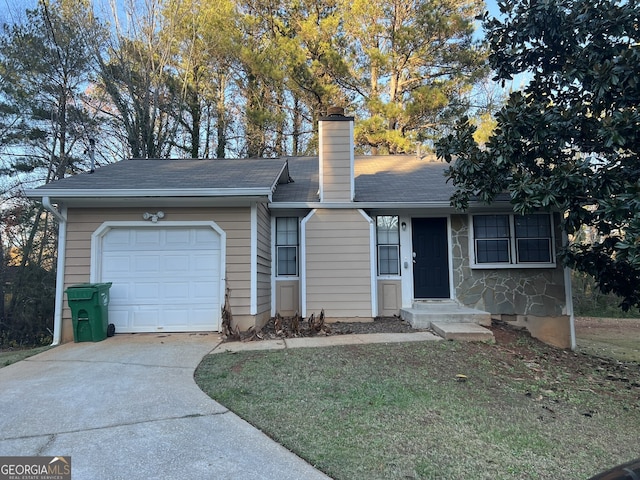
470;262;557;269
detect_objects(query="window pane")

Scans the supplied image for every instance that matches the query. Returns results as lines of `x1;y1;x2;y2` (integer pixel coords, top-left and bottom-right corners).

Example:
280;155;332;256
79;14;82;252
515;215;552;263
378;245;399;275
515;214;551;238
377;216;399;244
276;217;298;246
517;239;551;263
474;215;509;239
476;239;510;263
277;246;297;275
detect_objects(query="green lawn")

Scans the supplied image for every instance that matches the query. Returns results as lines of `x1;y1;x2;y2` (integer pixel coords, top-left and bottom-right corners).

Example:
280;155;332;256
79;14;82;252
0;346;51;367
196;329;640;480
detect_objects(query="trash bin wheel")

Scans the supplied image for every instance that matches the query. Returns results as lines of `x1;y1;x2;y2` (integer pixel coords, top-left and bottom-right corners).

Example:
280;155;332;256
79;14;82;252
107;324;116;337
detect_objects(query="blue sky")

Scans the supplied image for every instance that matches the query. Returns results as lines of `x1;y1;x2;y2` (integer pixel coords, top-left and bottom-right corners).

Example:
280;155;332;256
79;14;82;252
485;0;502;18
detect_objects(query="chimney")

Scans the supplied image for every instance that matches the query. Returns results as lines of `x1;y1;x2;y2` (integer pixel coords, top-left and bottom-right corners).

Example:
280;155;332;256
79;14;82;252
318;106;355;202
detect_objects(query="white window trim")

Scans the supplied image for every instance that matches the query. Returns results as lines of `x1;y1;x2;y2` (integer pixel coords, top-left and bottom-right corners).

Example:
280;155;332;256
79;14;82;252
274;217;300;278
376;215;401;278
468;213;556;269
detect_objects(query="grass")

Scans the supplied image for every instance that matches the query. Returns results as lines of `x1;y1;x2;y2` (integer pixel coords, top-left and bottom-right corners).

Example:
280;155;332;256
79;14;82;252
575;317;640;362
195;329;640;480
0;346;51;367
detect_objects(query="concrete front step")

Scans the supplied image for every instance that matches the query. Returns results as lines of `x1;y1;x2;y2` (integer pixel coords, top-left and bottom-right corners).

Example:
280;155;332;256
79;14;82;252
400;301;491;329
431;322;495;342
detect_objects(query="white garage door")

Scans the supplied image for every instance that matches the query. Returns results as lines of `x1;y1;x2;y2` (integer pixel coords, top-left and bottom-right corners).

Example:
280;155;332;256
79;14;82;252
100;226;222;333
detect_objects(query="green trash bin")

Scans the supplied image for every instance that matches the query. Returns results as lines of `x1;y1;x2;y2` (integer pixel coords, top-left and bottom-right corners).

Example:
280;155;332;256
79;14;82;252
65;283;112;342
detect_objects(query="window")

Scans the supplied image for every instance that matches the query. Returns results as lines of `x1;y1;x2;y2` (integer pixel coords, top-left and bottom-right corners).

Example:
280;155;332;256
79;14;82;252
515;215;552;263
474;215;510;263
472;214;554;267
276;217;298;276
376;216;400;275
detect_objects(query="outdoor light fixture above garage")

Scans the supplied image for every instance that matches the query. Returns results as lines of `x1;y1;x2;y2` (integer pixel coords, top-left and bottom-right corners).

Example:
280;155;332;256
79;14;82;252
143;211;165;222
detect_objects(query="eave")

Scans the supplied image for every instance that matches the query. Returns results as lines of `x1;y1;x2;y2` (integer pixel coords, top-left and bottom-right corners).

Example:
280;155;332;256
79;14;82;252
268;200;515;212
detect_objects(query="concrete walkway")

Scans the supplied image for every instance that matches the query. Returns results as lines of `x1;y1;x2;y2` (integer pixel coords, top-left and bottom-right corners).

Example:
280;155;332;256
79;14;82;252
212;331;442;353
0;331;441;480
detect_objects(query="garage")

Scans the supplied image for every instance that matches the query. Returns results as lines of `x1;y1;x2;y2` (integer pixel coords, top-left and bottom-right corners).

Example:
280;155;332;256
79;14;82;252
98;224;223;333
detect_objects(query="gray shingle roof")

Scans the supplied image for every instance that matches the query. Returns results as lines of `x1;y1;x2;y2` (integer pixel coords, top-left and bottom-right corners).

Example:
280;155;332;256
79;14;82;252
272;154;456;204
33;158;288;192
29;154;463;206
355;155;454;203
272;157;319;203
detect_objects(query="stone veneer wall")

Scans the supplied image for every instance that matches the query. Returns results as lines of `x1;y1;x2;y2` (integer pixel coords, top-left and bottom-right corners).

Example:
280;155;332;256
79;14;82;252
450;214;567;317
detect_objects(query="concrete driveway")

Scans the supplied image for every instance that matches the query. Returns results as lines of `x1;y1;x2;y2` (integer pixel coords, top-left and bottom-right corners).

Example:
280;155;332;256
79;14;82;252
0;333;331;480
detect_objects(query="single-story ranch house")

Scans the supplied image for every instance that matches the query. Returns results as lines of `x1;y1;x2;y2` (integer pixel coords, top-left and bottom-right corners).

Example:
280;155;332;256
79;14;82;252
27;108;575;348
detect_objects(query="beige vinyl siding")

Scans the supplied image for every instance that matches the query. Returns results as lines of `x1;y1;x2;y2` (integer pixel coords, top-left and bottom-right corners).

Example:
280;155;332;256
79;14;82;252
319;120;353;202
61;207;255;342
304;209;372;319
255;202;272;323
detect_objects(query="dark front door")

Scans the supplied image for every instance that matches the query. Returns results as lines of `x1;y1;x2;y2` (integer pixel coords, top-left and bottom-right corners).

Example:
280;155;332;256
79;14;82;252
412;218;450;298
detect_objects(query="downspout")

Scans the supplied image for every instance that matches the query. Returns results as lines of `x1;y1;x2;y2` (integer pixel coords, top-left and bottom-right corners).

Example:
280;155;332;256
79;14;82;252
250;203;258;316
42;197;67;346
562;230;576;350
358;209;378;317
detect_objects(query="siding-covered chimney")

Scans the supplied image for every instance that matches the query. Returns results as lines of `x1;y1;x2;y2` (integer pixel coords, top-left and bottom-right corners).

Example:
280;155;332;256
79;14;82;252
318;107;354;202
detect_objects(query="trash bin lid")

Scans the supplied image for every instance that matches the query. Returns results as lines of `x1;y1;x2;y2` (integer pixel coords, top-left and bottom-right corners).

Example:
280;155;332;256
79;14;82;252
65;283;111;301
66;285;97;300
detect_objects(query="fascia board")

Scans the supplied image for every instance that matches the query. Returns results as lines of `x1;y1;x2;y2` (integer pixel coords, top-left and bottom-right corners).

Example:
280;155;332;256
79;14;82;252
269;201;455;209
268;200;517;210
25;187;272;199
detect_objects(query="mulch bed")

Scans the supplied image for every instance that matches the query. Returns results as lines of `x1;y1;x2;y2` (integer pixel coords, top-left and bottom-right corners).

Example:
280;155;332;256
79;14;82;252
225;313;416;342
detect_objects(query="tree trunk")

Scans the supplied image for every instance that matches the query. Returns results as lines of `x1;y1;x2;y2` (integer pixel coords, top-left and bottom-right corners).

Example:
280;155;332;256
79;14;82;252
292;97;301;156
216;72;227;159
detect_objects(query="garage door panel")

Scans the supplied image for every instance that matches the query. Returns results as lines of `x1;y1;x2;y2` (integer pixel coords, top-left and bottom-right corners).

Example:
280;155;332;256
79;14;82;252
164;255;190;272
134;230;162;245
103;255;131;275
132;308;159;328
195;228;219;245
192;253;219;272
162;282;190;299
193;281;218;299
100;226;222;333
160;309;215;331
165;229;191;245
108;283;132;303
107;308;130;329
133;255;161;273
133;282;160;301
103;229;130;246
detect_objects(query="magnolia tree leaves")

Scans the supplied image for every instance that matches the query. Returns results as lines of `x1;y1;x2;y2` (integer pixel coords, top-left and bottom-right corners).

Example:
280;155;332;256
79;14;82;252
436;0;640;309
